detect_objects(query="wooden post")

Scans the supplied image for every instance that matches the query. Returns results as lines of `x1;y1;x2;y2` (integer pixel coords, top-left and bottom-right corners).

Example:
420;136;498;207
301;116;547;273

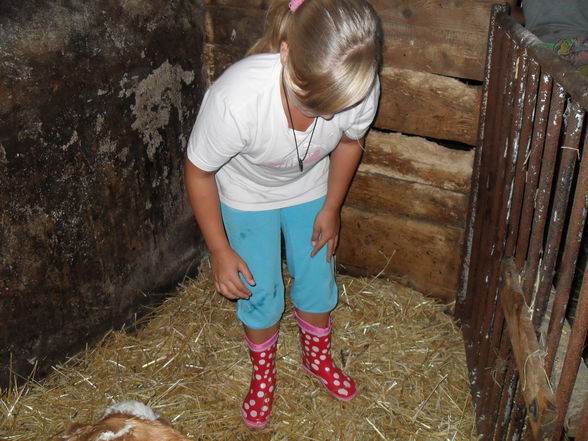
499;258;557;440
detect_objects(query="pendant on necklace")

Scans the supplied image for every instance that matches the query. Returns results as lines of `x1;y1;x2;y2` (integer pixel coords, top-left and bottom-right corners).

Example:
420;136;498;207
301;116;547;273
282;68;318;173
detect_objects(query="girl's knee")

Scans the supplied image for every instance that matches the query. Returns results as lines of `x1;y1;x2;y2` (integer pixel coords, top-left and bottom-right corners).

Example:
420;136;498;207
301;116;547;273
237;283;285;329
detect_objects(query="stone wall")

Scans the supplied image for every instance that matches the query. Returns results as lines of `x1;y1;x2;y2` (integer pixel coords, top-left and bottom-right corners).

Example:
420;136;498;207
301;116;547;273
0;0;206;387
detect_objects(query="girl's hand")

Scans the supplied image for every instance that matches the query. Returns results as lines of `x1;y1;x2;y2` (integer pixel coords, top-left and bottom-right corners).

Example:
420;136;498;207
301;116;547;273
210;248;255;300
185;161;254;299
311;207;340;262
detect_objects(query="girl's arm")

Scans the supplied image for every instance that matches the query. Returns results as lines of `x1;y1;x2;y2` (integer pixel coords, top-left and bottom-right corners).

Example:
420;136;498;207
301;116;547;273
184;158;255;299
311;135;364;261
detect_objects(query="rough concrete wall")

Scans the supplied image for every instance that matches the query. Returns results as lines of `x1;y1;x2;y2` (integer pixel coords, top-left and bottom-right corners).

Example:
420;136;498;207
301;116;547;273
0;0;206;387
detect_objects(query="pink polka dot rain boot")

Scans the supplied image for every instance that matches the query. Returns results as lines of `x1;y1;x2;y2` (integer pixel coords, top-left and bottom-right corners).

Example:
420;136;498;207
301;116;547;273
294;310;357;401
241;331;278;430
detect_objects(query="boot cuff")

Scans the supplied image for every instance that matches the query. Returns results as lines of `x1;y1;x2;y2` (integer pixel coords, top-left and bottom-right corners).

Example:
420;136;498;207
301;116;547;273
244;330;279;351
294;309;331;336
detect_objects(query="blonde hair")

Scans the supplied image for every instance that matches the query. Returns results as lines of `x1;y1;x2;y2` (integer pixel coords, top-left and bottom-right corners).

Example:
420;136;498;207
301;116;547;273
248;0;382;115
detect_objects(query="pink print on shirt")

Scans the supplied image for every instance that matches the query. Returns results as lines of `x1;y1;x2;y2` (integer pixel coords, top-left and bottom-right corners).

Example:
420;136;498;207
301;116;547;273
268;145;326;169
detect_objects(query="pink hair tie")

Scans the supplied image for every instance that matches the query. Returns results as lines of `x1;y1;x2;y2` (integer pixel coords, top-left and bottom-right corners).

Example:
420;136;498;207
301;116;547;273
288;0;305;12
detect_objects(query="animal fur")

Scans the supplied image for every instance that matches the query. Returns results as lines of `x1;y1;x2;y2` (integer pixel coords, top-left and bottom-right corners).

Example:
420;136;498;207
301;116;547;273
52;401;195;441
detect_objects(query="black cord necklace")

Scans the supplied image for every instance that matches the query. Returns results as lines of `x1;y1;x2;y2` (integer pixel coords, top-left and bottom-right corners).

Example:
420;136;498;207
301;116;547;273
282;70;318;172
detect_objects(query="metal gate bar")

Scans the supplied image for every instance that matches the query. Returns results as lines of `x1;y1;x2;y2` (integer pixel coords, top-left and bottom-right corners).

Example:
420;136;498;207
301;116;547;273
457;5;588;441
545;134;588;378
478;33;528;437
514;68;551;273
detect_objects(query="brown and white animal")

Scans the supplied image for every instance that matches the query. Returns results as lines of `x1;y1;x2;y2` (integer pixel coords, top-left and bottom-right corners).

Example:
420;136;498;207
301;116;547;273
52;401;195;441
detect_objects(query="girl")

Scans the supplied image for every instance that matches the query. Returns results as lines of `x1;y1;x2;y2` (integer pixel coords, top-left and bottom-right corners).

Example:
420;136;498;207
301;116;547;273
184;0;382;429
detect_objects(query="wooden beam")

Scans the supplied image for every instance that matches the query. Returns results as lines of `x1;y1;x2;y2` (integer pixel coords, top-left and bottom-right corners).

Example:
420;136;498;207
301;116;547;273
500;258;558;440
370;0;494;80
364;130;474;193
381;22;487;81
370;0;495;34
339;131;473;300
203;0;492;80
347;172;468;228
338;206;464;301
202;53;484;146
375;67;482;145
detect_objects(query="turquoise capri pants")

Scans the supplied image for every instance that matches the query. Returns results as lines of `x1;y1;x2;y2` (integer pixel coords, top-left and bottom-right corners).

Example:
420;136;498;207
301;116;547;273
220;196;338;330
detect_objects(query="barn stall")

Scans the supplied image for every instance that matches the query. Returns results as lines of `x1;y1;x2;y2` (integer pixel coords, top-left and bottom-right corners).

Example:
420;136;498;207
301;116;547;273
0;0;586;440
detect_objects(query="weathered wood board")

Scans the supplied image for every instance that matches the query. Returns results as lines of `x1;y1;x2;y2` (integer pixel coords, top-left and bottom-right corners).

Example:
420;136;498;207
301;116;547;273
346;173;468;228
540;290;588;438
381;22;487;83
201;4;264;84
362;130;474;193
375;67;482;145
370;0;494;80
371;0;495;34
338;206;464;301
203;0;494;81
337;130;474;301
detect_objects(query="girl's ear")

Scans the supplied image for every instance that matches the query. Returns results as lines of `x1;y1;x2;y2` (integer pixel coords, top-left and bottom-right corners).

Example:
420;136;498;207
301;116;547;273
279;41;289;65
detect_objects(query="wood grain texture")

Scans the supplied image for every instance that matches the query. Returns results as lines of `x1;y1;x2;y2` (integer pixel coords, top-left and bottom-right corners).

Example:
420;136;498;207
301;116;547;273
370;0;495;33
381;22;487;81
371;0;494;80
338;206;465;301
347;172;469;228
375;67;482;145
201;3;486;145
339;130;474;300
364;130;474;192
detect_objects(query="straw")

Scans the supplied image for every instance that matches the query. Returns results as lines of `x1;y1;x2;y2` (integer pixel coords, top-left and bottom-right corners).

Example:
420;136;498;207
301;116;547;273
0;258;477;441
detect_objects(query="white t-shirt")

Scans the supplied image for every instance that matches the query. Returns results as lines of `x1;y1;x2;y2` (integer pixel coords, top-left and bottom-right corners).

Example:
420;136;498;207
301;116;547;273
187;53;380;211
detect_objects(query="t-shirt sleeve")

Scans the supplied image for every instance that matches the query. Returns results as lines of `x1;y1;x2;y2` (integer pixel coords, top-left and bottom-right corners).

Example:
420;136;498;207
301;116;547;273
186;87;248;172
343;76;381;140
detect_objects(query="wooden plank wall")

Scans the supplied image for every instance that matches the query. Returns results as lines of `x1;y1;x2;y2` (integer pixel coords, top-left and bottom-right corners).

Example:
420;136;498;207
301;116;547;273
201;0;495;301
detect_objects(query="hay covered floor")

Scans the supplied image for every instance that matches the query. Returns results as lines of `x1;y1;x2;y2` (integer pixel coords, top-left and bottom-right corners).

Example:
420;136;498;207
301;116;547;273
1;264;477;441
